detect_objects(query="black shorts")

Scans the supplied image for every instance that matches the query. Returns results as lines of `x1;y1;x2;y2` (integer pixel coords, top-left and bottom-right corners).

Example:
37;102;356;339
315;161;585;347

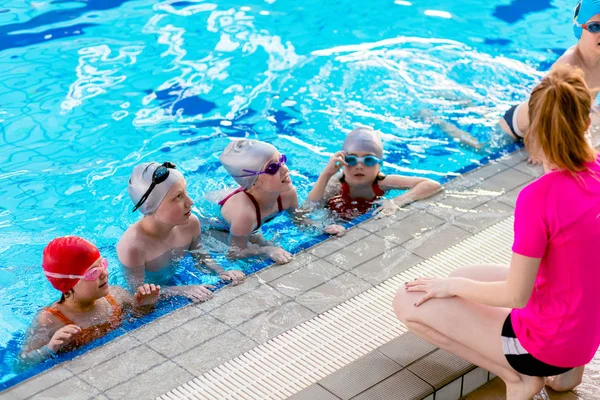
501;314;572;377
502;104;525;142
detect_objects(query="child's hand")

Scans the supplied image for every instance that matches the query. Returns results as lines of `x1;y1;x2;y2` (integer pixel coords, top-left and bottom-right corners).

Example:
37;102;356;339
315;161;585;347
220;270;246;286
323;151;347;177
323;224;346;236
48;324;81;353
372;199;401;219
265;246;294;264
166;285;215;302
134;283;161;307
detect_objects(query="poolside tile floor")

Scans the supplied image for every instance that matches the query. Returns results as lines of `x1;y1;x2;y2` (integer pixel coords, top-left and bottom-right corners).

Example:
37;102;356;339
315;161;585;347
2;150;593;400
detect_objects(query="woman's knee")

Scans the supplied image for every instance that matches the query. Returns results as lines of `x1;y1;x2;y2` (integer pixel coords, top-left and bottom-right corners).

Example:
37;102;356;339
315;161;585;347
393;288;419;323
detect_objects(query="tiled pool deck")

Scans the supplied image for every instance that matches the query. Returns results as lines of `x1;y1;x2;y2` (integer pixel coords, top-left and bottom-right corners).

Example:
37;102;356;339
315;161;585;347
1;148;595;400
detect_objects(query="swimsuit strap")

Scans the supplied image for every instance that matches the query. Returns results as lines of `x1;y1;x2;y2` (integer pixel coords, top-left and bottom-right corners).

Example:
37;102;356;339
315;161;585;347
43;306;75;326
277;195;283;212
44;295;122;328
372;183;385;197
340;181;350;197
218;188;245;206
105;294;123;326
242;191;262;229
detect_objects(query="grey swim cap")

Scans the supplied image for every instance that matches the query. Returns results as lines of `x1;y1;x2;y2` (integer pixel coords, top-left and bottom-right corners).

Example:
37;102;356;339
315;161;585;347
128;162;184;215
342;126;384;159
219;140;278;189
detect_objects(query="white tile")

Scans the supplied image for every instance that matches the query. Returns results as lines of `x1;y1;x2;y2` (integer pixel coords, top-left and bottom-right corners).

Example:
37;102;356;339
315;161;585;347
462;367;489;396
435;378;461;400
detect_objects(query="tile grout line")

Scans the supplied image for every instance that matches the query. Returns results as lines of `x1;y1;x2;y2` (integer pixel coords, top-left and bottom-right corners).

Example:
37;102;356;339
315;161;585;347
159;216;515;400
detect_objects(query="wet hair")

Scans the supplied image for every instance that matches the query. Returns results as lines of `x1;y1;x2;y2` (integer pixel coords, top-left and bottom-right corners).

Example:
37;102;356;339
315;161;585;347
58;289;74;304
527;65;597;173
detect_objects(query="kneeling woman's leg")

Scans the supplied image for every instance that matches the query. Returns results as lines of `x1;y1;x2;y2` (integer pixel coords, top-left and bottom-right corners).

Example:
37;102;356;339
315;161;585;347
393;264;544;400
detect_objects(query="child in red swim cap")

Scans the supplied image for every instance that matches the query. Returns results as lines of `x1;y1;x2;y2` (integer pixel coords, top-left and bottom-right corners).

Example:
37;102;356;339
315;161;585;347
19;236;160;365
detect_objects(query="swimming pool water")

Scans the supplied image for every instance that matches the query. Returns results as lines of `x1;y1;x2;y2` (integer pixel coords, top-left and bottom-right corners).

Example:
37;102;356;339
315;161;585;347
0;0;576;389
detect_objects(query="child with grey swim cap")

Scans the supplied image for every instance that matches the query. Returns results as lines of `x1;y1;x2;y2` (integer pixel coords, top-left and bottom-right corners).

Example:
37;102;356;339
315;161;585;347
309;126;441;220
218;139;299;264
117;161;245;301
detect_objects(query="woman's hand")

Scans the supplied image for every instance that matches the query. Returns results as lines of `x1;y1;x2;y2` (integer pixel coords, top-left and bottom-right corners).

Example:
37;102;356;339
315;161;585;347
322;151;347;177
405;277;455;306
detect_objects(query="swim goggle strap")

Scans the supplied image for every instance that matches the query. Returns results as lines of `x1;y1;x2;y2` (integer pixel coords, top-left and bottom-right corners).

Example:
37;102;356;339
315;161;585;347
232;154;287;178
345;155;383;167
132;162;177;212
44;258;109;281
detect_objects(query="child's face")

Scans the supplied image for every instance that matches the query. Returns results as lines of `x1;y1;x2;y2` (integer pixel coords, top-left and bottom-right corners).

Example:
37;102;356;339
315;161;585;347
343;151;381;186
580;14;600;55
72;257;110;301
153;179;194;225
254;152;294;193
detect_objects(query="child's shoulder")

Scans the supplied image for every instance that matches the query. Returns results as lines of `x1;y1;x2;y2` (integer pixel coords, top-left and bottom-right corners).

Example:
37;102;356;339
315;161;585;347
177;213;201;237
108;286;131;306
36;305;66;331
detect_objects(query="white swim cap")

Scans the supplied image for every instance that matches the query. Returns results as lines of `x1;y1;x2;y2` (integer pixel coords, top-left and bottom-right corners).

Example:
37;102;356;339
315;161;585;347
128;162;184;215
342;126;384;159
219;140;278;189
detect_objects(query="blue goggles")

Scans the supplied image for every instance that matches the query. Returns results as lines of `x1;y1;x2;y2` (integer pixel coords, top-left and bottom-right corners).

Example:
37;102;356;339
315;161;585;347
345;155;383;167
581;22;600;33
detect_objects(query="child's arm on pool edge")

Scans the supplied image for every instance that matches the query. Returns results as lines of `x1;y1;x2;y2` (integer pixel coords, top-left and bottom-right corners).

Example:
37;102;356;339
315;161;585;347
374;175;442;218
17;312;80;368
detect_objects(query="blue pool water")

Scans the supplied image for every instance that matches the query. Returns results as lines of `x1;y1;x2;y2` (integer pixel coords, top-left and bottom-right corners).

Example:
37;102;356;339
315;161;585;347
0;0;576;389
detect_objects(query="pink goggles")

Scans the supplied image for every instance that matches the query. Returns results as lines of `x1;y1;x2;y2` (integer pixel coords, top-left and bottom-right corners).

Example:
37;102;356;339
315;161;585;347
44;258;108;281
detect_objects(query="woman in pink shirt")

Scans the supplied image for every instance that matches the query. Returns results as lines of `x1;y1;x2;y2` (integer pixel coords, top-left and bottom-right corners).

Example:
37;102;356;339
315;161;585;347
394;65;600;400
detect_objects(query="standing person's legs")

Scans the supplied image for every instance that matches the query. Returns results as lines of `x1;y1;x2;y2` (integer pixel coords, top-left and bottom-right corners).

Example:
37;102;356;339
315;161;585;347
394;265;544;400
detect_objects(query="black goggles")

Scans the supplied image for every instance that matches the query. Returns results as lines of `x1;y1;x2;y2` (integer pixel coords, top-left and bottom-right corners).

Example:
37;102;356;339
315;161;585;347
132;162;176;212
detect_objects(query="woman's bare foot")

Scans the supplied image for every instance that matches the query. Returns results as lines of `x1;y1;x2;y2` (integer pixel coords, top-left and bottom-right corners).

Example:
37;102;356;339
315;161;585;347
545;366;584;392
505;374;545;400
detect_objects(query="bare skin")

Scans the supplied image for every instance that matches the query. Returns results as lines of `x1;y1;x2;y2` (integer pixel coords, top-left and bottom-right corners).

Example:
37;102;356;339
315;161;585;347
220;151;299;264
20;258;159;366
499;14;600;141
309;150;442;219
395;264;546;400
396;250;588;399
118;179;244;302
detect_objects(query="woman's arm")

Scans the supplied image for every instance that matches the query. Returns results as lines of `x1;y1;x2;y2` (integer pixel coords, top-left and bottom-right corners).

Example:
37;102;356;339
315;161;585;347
407;253;540;308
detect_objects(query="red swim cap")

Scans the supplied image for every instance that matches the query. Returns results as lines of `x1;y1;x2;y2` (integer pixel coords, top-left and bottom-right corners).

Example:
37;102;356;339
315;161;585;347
42;236;100;293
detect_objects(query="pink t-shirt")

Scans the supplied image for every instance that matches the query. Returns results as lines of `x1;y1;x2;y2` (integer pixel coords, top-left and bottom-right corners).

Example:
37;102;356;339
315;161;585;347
511;155;600;367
